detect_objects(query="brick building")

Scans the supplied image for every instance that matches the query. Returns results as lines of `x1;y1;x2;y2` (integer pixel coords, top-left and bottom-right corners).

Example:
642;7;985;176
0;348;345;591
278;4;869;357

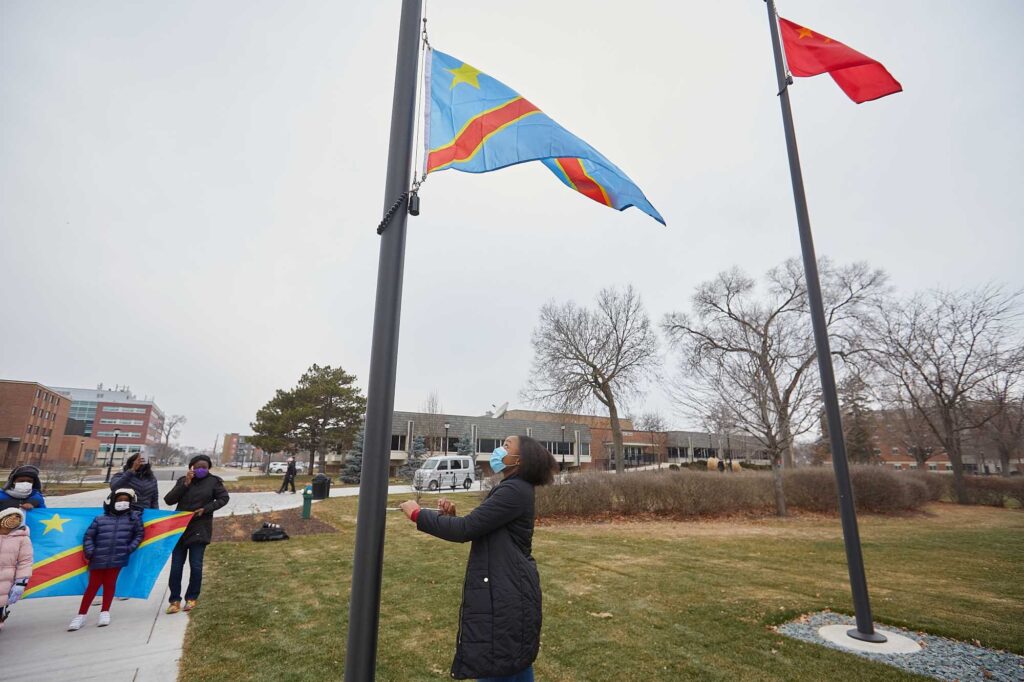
52;385;165;467
0;380;70;468
817;408;1022;475
221;433;264;466
58;435;103;466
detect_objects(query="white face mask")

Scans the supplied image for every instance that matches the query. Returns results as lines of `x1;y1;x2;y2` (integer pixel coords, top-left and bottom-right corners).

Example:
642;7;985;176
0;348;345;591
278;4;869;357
11;481;33;497
114;501;131;512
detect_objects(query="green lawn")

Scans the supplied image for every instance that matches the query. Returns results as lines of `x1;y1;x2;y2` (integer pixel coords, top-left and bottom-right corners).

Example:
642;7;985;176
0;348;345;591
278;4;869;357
180;499;1024;682
41;482;109;496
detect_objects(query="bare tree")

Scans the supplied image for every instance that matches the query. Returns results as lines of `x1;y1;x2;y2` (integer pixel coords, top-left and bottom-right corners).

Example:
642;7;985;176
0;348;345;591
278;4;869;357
420;390;445;454
524;285;658;473
868;286;1023;502
878;384;941;468
635;411;668;432
664;259;887;516
977;370;1024;477
147;414;187;464
161;414;187;450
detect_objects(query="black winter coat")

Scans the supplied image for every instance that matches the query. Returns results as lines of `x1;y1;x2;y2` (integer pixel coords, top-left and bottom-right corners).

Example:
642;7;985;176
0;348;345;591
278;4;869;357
417;475;541;680
163;474;229;546
109;470;160;510
84;508;144;570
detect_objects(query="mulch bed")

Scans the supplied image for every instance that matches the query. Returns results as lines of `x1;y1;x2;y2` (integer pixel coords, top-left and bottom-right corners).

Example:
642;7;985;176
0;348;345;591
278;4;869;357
213;505;339;543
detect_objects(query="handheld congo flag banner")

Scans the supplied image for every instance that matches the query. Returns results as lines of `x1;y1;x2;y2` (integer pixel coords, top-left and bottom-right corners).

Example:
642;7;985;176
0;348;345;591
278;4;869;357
24;508;192;600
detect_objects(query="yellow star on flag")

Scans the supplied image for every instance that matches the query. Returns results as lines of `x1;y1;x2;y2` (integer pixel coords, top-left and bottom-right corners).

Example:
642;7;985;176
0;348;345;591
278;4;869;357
797;27;813;39
447;62;482;90
41;512;71;535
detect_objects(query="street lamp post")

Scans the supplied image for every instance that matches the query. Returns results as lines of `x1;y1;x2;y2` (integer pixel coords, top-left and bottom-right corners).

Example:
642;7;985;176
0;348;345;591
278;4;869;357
75;441;84;468
560;425;566;471
105;429;121;483
443;422;450;454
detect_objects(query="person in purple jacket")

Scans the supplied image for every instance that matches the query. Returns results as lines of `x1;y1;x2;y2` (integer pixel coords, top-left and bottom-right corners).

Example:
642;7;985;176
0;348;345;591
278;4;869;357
67;488;144;631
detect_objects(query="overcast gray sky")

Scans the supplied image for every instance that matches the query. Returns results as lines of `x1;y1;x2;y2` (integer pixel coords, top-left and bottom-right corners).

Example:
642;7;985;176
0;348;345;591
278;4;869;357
2;1;1022;448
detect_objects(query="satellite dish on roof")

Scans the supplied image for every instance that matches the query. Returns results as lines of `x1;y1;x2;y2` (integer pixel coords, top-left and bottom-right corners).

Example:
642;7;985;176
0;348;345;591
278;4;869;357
492;402;508;419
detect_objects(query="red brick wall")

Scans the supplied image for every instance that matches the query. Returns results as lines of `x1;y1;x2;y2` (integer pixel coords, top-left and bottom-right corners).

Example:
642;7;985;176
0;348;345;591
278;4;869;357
0;381;70;467
59;435;102;465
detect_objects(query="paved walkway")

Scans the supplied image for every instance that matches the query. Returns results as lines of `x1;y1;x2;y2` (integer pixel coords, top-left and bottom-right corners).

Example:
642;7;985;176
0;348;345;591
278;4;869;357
1;479;418;680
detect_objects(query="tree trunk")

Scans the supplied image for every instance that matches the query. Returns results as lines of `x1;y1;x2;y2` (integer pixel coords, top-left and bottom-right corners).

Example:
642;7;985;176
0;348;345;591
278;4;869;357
309;448;317;475
319;448;327;475
947;438;968;504
998;446;1011;478
607;398;625;474
770;453;787;517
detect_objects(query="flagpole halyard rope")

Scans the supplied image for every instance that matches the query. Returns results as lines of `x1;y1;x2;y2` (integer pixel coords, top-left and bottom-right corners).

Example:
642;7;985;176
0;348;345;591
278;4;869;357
379;3;430;236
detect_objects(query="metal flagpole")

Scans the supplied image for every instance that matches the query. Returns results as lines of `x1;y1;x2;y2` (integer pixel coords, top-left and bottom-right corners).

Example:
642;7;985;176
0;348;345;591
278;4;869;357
345;0;424;677
764;0;886;643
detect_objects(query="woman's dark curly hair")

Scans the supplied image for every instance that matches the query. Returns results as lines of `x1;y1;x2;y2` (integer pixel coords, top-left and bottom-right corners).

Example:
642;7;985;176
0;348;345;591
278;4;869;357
515;435;558;486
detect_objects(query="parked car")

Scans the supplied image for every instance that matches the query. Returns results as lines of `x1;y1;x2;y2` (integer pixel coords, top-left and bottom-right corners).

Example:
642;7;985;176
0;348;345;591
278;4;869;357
268;462;288;474
413;455;476;492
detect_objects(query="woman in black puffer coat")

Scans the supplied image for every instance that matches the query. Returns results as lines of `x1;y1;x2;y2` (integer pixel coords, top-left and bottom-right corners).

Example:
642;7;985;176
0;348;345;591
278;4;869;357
68;488;144;630
109;454;160;511
400;436;557;681
163;455;229;613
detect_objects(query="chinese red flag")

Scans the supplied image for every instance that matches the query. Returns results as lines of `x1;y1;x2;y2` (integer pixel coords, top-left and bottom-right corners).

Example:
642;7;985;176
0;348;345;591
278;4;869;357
779;17;902;104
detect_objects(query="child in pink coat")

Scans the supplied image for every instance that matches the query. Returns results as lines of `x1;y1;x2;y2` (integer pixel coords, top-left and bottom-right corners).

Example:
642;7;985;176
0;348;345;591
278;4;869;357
0;507;33;633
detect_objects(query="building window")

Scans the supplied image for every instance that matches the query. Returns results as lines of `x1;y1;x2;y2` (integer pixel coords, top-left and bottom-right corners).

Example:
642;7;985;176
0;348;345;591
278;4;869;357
31;407;37;416
99;418;144;426
102;406;147;414
96;431;141;438
26;424;32;434
478;438;502;454
390;435;407;451
928;464;938;471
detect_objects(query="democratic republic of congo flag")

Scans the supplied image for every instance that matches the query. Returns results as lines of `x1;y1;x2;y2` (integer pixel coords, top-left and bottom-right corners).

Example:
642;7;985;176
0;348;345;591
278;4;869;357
425;48;665;225
23;508;192;600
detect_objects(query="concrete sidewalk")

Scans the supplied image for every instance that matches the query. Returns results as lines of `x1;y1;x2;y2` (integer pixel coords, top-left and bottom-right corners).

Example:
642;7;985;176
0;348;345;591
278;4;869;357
45;480;416;514
2;560;187;681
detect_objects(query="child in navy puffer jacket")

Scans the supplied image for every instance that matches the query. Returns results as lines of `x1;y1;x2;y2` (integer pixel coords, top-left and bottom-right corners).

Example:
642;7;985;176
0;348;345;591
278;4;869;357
68;489;144;631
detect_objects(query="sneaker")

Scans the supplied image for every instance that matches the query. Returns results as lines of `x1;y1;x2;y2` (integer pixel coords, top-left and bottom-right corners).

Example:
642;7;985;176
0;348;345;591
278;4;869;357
68;614;86;631
166;601;181;614
98;611;111;627
183;599;197;612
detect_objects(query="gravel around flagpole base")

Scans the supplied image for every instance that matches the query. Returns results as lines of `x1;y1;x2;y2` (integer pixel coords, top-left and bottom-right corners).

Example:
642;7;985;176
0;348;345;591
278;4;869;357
776;611;1024;682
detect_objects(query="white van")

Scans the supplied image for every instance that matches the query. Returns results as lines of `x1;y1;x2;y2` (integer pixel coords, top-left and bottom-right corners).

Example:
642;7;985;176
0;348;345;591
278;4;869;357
413;455;476;491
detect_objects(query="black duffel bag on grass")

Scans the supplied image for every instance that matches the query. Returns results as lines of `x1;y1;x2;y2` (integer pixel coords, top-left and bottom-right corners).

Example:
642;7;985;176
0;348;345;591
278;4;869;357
251;522;289;542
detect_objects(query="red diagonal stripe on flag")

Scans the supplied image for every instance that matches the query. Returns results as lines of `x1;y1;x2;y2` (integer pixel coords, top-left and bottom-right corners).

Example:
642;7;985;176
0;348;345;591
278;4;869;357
555;158;612;206
428;97;541;172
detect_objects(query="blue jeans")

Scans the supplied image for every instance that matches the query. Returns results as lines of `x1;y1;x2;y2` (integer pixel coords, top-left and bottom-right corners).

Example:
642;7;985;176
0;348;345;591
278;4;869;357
168;541;207;602
478;666;534;682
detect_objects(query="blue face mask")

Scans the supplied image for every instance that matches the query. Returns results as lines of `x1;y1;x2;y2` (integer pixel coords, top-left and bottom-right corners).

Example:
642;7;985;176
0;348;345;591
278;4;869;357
490;447;509;473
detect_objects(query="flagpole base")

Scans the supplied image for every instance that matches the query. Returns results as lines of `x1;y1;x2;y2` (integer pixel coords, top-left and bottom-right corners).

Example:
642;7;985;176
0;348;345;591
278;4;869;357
818;625;922;654
847;628;888;644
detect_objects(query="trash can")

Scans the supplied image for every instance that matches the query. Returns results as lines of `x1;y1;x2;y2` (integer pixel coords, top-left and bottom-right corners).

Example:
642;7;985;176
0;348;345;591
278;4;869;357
311;473;332;500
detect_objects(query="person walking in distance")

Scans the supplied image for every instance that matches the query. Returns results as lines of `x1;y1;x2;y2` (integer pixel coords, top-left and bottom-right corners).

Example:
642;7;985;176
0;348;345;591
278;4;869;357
399;435;557;681
163;455;229;614
278;456;297;494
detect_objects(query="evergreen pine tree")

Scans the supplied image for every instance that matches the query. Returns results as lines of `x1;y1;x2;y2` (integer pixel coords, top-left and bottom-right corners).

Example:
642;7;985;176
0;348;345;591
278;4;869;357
399;435;428;481
340;425;366;483
456;432;475;457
